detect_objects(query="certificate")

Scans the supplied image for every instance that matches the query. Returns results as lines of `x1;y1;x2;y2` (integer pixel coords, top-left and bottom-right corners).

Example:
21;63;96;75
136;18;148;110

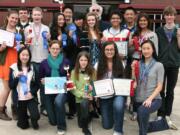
93;79;114;97
113;79;133;96
45;77;66;94
0;29;15;47
116;41;128;56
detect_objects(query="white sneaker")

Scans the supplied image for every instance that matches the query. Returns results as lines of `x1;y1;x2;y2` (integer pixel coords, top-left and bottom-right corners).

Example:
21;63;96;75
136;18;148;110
113;131;123;135
57;130;65;135
156;116;163;121
166;116;178;130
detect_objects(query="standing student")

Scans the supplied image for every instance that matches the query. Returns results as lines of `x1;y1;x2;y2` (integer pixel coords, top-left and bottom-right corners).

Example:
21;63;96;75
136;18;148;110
39;40;70;135
96;41;125;135
17;7;30;45
24;7;50;116
79;12;102;66
9;47;40;129
70;51;96;135
0;10;19;121
122;6;137;33
156;6;180;129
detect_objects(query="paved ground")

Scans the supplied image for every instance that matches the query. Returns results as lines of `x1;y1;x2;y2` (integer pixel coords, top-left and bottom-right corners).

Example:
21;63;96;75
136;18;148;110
0;71;180;135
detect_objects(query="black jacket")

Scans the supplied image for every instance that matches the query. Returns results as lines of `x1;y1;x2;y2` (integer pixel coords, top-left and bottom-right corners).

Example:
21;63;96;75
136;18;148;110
156;26;180;68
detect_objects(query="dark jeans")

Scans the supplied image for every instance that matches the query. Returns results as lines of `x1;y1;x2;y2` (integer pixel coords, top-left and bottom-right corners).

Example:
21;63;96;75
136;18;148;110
67;91;76;115
45;93;67;130
136;99;169;135
32;62;45;112
76;99;91;129
158;67;179;117
17;98;40;129
100;96;125;133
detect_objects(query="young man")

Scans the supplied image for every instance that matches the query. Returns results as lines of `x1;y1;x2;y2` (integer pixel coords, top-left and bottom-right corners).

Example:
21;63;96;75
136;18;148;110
156;6;180;130
24;7;50;116
122;6;137;33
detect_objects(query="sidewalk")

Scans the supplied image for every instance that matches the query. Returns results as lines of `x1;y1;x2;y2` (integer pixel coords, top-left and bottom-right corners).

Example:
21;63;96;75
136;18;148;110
0;72;180;135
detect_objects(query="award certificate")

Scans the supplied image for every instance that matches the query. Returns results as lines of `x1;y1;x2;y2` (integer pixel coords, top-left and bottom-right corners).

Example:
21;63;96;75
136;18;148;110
113;79;133;96
116;41;128;56
0;29;15;47
93;79;114;97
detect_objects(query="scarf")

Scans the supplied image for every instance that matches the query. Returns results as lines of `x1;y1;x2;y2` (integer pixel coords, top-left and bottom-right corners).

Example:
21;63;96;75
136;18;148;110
139;58;156;86
47;54;63;77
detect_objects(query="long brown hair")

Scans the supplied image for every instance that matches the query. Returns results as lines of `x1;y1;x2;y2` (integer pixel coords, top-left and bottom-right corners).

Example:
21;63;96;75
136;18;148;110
85;12;101;41
4;10;18;27
74;51;95;81
97;41;124;80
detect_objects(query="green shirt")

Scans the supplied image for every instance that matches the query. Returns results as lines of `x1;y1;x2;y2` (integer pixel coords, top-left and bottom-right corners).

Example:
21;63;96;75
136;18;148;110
70;70;96;103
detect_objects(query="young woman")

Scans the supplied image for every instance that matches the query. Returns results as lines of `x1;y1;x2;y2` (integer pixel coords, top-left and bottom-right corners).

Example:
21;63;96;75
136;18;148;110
156;6;180;129
50;13;66;40
82;12;102;66
0;10;19;120
131;40;168;135
70;51;96;135
96;41;125;135
131;13;158;60
129;13;159;120
9;47;40;129
39;40;70;135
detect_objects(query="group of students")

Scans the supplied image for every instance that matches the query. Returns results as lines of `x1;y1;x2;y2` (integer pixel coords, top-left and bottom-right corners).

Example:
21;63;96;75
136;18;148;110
0;3;180;135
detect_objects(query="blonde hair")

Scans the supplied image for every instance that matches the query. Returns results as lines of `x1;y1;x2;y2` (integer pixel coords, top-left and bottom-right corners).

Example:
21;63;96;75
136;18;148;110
163;6;177;16
32;7;43;14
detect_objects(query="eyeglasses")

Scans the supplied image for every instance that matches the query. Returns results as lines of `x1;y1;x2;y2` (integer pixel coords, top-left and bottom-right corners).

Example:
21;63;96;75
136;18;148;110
105;49;115;52
92;9;100;12
111;17;120;20
51;48;60;51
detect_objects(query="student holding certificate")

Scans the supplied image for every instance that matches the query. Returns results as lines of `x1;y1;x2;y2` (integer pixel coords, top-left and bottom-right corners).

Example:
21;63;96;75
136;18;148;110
0;10;19;121
131;40;171;135
96;41;125;135
9;47;40;129
39;40;70;135
70;51;96;135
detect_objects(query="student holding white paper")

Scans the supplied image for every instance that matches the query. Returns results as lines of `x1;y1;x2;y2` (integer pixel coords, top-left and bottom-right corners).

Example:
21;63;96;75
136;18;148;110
96;41;125;135
0;10;19;121
39;40;70;135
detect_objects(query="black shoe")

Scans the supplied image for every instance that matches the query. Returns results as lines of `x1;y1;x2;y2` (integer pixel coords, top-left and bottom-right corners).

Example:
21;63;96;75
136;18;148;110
31;120;39;130
90;111;99;119
82;128;92;135
17;121;30;129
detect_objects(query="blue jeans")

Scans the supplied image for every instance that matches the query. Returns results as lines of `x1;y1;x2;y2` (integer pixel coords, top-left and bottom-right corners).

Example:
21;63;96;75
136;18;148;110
136;99;162;135
45;93;67;130
100;96;125;133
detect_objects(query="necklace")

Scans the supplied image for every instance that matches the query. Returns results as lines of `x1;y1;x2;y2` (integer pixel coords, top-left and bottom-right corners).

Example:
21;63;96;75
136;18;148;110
32;23;42;46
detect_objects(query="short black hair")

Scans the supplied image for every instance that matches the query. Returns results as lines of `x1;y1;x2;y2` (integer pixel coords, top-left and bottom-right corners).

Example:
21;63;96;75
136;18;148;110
124;6;137;14
63;5;74;13
109;9;123;20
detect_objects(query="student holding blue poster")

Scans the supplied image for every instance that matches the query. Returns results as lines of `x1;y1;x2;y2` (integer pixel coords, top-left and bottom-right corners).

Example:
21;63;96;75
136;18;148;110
39;40;70;135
